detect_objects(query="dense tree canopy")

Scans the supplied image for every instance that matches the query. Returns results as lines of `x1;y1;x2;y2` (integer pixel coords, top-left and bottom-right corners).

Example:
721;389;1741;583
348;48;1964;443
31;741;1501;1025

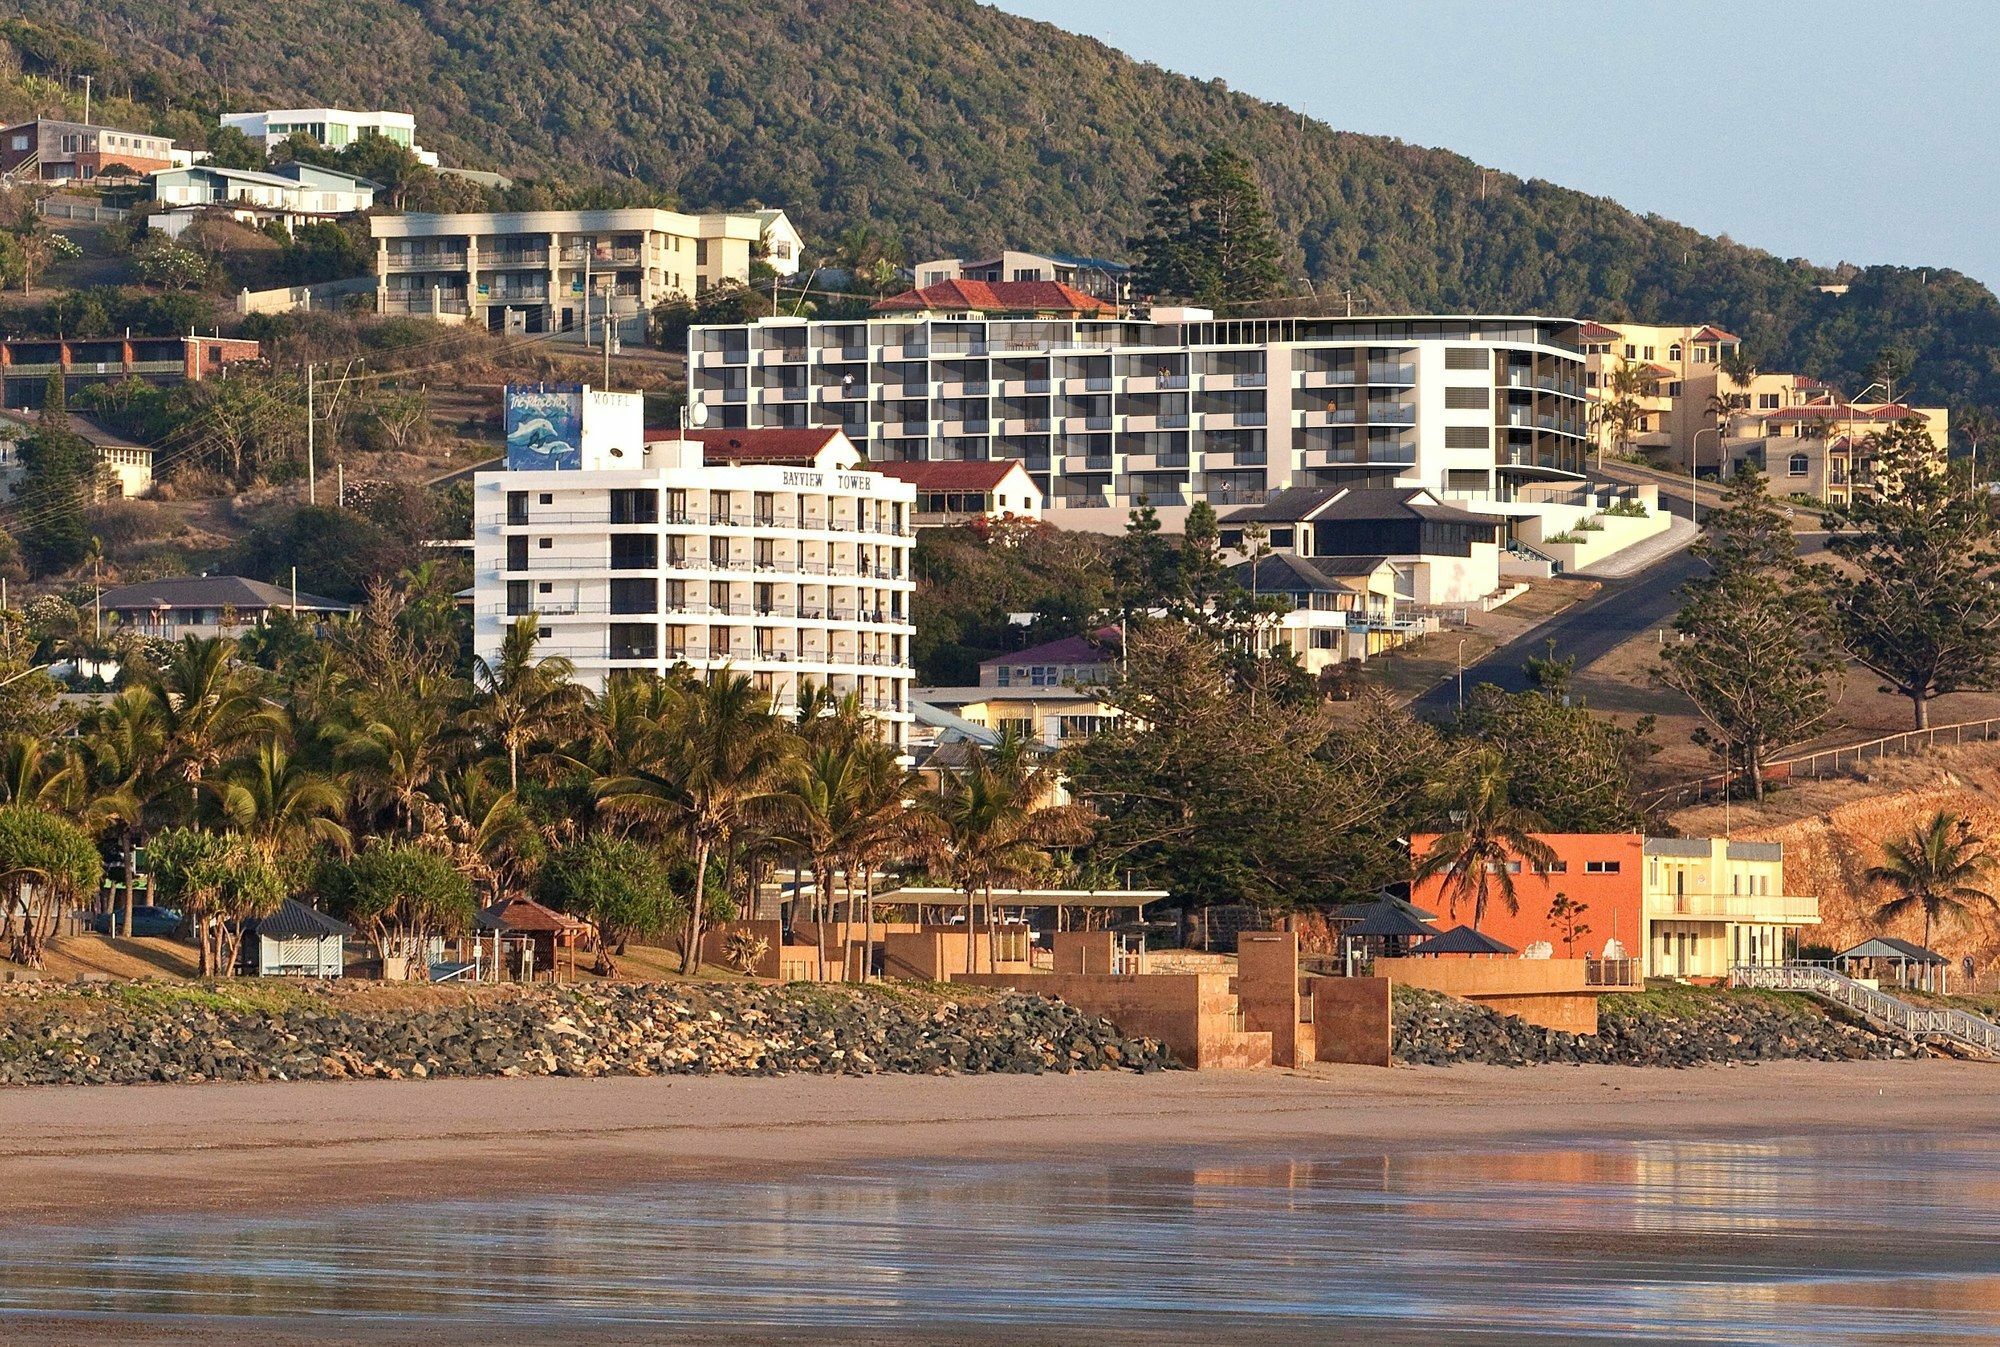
4;3;1999;406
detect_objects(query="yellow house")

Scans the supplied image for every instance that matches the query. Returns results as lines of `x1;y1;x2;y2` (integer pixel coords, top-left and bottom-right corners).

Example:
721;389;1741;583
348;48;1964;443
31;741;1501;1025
911;684;1119;749
1642;838;1819;980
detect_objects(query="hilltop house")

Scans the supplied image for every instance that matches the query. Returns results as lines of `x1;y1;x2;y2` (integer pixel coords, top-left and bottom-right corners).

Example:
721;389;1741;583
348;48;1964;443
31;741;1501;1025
1;117;174;182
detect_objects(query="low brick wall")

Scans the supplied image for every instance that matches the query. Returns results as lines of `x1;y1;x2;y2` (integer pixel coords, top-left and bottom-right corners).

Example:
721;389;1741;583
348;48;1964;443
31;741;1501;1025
955;971;1271;1070
1307;976;1392;1067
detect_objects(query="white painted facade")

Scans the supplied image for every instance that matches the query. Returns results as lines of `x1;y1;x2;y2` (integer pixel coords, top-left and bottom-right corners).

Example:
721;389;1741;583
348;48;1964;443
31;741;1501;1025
687;314;1592;540
221;108;439;166
472;433;917;740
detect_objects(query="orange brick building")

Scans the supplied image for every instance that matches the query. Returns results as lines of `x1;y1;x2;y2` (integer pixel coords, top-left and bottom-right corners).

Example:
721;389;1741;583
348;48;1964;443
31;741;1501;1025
1409;832;1646;961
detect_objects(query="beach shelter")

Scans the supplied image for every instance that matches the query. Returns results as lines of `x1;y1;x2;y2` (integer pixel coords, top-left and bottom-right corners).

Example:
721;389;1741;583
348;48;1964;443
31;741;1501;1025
1838;937;1950;993
244;898;353;977
1409;925;1518;958
476;896;591;983
1339;898;1442;967
1334;892;1440;923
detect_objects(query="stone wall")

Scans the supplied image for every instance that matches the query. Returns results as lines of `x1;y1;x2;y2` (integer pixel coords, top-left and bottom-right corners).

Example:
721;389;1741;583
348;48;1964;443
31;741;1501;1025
0;982;1175;1087
1393;987;1909;1067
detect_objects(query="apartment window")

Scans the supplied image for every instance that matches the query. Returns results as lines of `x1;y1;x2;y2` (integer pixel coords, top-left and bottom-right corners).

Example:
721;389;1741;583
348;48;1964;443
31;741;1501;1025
1667;381;1682;396
610;578;657;614
1444;386;1490;410
506;536;528;570
539;492;554;505
1693;347;1712;363
1585;860;1622;874
1788;454;1810;477
1585;371;1599;389
1532;860;1569;874
1642;346;1655;360
1269;527;1295;548
506;580;531;615
1622;344;1635;359
695;239;708;265
609;623;658;661
1668;343;1683;362
507;491;528;525
537;537;553;549
609;534;658;570
1759;393;1781;410
1443;425;1490;449
610;489;658;525
1443;347;1489;371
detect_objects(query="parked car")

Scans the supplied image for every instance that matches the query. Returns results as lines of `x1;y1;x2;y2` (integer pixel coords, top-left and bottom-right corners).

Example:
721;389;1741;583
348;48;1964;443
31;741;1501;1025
89;906;183;938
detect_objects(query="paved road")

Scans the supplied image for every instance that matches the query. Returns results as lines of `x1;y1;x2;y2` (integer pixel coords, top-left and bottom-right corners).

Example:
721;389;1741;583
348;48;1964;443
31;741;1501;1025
1411;530;1828;721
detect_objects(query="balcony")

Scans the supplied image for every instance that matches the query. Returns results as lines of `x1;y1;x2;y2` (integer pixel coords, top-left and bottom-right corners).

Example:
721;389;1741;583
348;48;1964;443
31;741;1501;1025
1365;363;1416;385
481;250;549;269
385;251;467;271
1644;893;1821;924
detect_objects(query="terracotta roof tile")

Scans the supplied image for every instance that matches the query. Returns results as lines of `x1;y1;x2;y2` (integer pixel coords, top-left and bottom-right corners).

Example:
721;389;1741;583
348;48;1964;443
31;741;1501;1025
873;460;1024;491
871;279;1116;316
644;427;849;465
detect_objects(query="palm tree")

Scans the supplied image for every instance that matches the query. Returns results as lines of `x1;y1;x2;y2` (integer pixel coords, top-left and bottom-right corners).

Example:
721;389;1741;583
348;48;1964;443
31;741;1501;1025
467;616;583;792
78;690;165;936
600;671;793;973
140;636;278;823
1412;751;1557;931
341;689;459;835
432;762;538;904
908;740;1092;974
774;737;912;980
1864;811;1998;955
1596;359;1647;469
211;738;351;859
1720;350;1759;400
1957;406;1998;485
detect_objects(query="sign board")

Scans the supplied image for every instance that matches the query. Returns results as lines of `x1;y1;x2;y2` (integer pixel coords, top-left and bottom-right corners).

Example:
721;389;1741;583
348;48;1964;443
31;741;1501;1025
504;383;583;471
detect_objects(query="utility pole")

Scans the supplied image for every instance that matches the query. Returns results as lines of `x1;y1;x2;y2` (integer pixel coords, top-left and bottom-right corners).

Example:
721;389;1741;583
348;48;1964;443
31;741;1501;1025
337;461;345;508
81;75;92;126
602;281;613;388
305;362;316;506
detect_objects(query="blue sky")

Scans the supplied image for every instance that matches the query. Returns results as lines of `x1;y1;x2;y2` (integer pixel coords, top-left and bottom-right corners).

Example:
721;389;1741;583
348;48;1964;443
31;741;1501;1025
990;0;2000;290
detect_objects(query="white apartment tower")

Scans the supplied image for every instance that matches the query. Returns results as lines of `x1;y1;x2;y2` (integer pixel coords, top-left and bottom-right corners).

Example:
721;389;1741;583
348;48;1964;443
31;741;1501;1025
472;388;916;740
686;311;1590;535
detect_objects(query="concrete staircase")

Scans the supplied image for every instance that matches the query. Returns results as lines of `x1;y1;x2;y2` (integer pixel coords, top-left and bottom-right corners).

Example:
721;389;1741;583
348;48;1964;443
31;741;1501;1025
1732;962;2000;1058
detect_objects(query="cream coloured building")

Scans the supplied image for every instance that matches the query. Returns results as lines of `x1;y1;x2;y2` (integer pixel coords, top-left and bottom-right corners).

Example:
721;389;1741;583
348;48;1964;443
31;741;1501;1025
374;207;767;343
472;415;915;740
1643;838;1819;979
1581;319;1947;500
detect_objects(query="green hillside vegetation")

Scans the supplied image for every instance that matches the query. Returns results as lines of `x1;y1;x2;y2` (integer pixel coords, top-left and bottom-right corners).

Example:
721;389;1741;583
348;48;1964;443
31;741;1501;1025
7;2;1999;413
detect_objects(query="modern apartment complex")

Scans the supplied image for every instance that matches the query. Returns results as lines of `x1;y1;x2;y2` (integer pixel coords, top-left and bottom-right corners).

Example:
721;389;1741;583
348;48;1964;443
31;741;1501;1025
1581;319;1948;502
372;208;766;341
471;398;916;740
220;108;438;166
1409;832;1819;979
687;310;1592;537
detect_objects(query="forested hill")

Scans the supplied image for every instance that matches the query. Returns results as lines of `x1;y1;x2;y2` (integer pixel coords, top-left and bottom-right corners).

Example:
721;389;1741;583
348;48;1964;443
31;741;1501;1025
12;0;2000;409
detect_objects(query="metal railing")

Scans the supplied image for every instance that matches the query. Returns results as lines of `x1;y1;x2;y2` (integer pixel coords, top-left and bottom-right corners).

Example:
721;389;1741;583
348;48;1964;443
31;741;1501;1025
1647;717;2000;809
1732;962;2000;1057
1584;957;1639;987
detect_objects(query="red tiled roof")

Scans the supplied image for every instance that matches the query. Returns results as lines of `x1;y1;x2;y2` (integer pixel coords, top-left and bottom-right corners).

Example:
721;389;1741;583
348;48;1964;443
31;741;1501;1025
1578;321;1622;341
644;427;848;465
1636;363;1677;379
978;624;1122;668
873;460;1023;491
1692;325;1740;343
871;279;1116;316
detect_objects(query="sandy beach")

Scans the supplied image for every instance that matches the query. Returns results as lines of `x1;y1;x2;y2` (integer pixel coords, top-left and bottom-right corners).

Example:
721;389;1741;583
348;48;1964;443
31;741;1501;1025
5;1058;1997;1227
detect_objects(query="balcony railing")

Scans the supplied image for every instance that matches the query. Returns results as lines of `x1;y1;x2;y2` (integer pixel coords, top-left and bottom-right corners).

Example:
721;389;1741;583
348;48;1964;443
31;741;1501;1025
1646;892;1822;923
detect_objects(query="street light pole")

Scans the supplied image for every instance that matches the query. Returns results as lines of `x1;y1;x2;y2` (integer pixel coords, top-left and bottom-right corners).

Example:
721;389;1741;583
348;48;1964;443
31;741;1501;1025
1456;636;1467;713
